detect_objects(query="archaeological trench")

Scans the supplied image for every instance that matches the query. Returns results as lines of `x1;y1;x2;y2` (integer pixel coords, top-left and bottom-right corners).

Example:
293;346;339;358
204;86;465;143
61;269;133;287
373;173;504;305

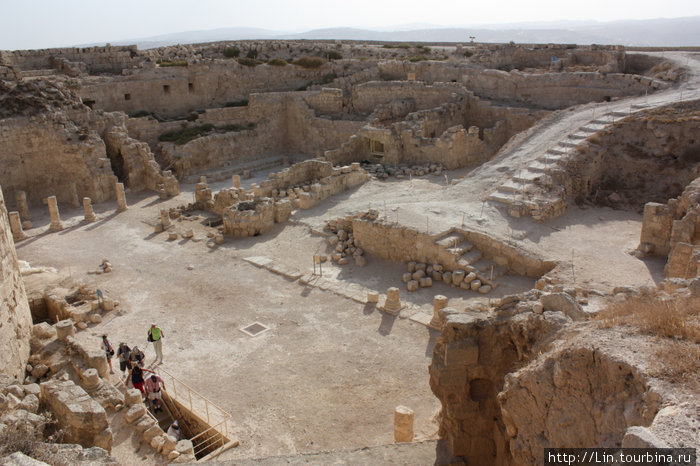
0;40;699;464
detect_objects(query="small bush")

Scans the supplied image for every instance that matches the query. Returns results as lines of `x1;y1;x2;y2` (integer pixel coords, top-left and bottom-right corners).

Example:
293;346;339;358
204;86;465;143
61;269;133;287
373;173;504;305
246;48;258;59
237;57;262;67
293;57;326;69
397;43;411;49
158;124;215;145
325;50;342;60
157;59;188;67
320;73;337;84
130;110;152;118
268;58;287;66
296;81;312;91
463;50;474;58
224;99;248;107
223;46;240;58
409;56;427;62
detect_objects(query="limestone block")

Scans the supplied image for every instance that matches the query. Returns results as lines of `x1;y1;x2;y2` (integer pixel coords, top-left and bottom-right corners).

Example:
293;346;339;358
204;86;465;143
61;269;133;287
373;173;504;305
533;302;544;314
430;295;448;329
162;434;178;455
168;232;178;241
176;439;195;456
335;244;344;253
470;279;482;291
125;403;146;423
621;426;669;448
47;196;63;232
40;379;110;451
433;264;443;272
432;271;443;281
9;212;27;242
354;255;367;267
125;389;142;406
415;263;427;272
89;314;102;323
18;394;39;413
540;293;586;320
402;273;412;283
32;322;56;340
394;406;414;443
184;229;194;238
407;280;419;292
327;236;339;247
6;385;24;399
381;287;403;315
77;322;88;330
478;285;492;294
407;261;416;273
56;320;75;341
115;183;128;212
367;292;379;304
420;277;433;288
459;281;472;290
412;270;426;280
452;270;465;286
337;229;348;241
168;451;181;461
444;339;479;366
31;364;49;379
143;425;164;443
82;369;100;391
464;272;477;284
2;452;48;465
442;271;452;284
22;384;40;397
134;415;156;433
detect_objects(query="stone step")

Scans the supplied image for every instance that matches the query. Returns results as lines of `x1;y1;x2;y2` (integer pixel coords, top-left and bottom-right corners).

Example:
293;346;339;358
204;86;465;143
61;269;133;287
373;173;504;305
499;179;529;194
579;125;601;133
590;119;609;125
486;190;520;205
567;133;588;140
435;233;464;247
513;169;546;183
558;141;578;148
538;154;564;165
528;161;552;172
631;103;650;110
471;258;495;273
610;110;630;118
546;148;567;155
459;248;483;266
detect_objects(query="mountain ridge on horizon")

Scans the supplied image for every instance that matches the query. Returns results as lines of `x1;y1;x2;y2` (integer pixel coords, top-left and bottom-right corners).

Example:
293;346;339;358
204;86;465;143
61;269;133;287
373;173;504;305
72;16;700;50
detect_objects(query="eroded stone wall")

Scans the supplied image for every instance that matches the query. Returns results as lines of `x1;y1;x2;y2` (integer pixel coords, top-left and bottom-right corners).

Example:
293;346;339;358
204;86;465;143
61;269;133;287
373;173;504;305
0;184;33;379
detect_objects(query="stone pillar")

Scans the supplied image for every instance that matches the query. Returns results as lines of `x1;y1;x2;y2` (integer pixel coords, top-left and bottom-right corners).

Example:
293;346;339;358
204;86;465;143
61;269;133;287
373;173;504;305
56;319;75;341
367;291;379;304
394;405;414;442
16;191;31;222
430;295;448;329
115;182;127;212
8;212;27;242
232;174;241;188
83;197;97;222
69;182;80;207
381;287;404;315
47;196;63;232
160;209;171;229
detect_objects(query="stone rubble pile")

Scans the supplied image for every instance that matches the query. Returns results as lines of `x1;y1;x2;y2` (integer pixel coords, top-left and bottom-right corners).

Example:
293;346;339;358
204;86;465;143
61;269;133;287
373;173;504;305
361;162;445;180
402;261;493;294
324;211;380;267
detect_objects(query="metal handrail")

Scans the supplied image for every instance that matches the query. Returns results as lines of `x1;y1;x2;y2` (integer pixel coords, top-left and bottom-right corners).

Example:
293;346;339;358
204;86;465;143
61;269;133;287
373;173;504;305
155;367;231;433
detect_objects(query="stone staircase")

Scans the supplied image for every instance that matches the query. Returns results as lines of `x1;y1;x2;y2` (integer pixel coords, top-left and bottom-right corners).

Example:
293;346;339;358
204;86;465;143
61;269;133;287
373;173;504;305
487;104;651;221
434;232;507;291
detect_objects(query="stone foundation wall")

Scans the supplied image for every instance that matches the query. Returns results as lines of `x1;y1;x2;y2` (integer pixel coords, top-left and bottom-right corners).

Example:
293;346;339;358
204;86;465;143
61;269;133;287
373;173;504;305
351;81;467;114
0;115;117;207
0;184;33;380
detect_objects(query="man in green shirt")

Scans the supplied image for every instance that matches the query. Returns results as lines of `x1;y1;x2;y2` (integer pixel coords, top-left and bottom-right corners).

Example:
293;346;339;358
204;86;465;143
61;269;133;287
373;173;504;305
148;323;165;364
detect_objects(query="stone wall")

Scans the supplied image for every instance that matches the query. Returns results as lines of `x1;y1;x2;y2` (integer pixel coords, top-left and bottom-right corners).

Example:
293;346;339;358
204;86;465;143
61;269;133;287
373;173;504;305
351;81;467;114
79;61;349;118
0;114;116;208
0;45;139;74
0;184;33;380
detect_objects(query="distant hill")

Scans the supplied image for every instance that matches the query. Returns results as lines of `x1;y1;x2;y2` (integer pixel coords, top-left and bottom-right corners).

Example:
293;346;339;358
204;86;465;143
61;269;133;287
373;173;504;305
90;16;700;49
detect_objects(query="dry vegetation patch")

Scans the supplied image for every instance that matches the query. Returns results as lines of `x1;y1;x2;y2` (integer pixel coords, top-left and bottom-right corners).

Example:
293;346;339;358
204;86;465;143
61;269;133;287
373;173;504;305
596;293;700;387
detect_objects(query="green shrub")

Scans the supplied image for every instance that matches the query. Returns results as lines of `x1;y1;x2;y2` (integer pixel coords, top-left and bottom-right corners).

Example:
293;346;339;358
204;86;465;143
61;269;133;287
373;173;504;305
268;58;287;66
246;48;258;59
382;44;393;49
320;73;337;84
397;43;411;49
223;46;240;58
158;124;215;145
237;57;262;67
219;124;243;131
409;55;427;62
293;57;326;69
224;99;248;107
325;50;342;60
156;59;188;67
130;110;152;118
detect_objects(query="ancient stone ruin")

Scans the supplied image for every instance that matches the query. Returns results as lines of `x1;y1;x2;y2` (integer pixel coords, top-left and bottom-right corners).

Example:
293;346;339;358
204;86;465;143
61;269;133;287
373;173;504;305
1;39;699;464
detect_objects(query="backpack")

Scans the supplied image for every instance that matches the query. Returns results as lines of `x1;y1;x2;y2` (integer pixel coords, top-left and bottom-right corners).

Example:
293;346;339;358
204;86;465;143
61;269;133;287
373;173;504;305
147;330;154;342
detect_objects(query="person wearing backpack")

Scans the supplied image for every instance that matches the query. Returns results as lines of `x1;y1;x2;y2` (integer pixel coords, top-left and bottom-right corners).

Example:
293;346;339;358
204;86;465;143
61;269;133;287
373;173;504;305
117;342;131;376
101;334;115;375
148;323;165;364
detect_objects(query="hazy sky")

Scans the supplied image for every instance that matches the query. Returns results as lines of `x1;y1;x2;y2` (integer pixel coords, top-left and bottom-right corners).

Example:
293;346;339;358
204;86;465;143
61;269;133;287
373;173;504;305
3;0;699;50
